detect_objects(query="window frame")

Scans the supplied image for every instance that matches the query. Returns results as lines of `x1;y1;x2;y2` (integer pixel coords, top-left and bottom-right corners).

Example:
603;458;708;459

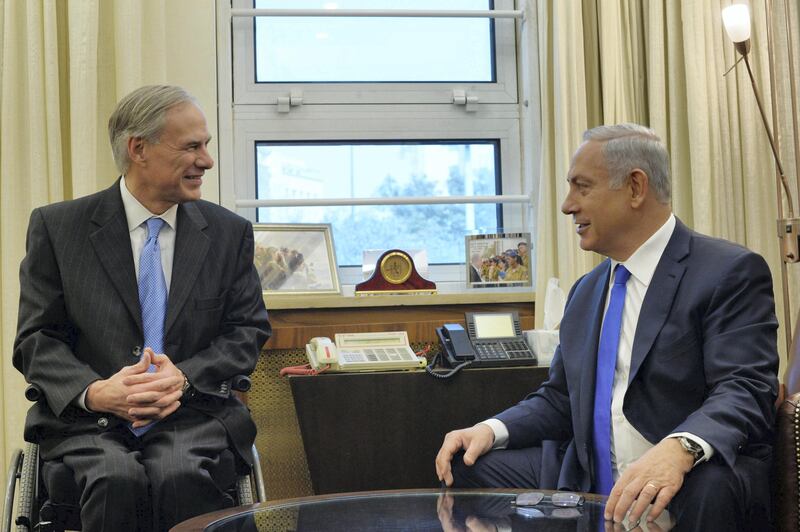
230;0;519;105
230;104;524;222
218;0;532;287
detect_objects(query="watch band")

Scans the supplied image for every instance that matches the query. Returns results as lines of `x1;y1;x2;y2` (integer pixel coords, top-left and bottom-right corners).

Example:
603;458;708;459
181;372;191;394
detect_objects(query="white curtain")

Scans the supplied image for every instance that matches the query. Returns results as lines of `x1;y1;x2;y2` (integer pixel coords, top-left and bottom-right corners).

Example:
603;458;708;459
0;0;219;483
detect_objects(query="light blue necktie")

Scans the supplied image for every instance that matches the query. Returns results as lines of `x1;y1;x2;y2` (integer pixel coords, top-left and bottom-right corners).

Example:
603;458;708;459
131;217;167;436
592;264;631;495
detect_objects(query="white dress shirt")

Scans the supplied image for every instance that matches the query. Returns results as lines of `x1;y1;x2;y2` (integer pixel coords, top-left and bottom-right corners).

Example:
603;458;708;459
76;178;178;409
120;177;177;291
483;214;712;479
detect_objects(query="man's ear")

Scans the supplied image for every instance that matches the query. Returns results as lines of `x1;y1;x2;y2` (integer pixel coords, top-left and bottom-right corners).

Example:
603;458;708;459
628;169;649;208
127;136;146;166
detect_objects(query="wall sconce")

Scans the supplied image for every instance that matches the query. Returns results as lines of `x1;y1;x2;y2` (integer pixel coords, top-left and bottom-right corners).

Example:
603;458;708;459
722;2;800;377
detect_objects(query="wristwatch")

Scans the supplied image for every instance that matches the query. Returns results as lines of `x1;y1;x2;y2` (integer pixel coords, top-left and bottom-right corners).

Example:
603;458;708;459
181;372;192;395
677;436;704;463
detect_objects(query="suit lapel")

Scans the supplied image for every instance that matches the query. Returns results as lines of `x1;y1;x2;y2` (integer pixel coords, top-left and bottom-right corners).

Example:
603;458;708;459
628;220;691;383
89;181;142;331
165;202;209;335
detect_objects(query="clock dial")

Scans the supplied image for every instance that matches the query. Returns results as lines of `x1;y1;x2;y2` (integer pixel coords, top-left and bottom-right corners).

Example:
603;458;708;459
380;251;413;284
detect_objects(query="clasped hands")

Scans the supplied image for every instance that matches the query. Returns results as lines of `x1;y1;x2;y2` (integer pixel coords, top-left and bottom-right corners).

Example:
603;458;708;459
85;348;186;428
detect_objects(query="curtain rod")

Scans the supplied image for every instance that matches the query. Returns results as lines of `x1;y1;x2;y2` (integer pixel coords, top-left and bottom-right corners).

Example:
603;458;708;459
230;8;523;19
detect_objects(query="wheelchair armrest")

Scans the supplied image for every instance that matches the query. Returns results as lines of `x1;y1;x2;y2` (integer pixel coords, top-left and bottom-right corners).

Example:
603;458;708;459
231;375;251;393
25;384;42;402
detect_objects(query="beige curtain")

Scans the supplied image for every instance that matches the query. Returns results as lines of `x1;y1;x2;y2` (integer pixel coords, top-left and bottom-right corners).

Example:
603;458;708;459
0;0;219;485
532;0;799;377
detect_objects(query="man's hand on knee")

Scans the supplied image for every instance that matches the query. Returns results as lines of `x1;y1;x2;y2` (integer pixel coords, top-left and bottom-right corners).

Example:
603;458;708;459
435;423;495;487
605;438;692;525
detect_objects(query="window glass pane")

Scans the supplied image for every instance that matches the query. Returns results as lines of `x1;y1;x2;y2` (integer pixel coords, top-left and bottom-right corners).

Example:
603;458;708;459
254;0;494;82
255;142;501;265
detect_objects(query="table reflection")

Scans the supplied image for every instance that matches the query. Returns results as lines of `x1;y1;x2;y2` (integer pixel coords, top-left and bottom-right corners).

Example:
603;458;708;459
183;490;667;532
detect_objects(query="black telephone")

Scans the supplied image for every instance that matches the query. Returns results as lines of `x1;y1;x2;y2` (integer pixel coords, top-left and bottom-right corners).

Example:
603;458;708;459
433;312;537;376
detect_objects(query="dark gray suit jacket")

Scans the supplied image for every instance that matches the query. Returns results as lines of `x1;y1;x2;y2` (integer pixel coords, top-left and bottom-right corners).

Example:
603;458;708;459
495;219;779;491
13;180;271;464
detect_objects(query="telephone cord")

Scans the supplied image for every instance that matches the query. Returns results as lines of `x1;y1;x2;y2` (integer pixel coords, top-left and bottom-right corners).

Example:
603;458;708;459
279;364;329;377
424;351;472;379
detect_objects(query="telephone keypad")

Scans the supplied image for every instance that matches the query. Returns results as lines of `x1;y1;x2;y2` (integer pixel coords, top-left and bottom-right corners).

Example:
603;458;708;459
471;340;537;367
341;347;416;364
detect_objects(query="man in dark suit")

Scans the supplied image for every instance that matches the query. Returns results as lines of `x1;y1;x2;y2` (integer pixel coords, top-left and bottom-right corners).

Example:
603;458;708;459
13;85;271;530
435;124;778;531
469;252;483;283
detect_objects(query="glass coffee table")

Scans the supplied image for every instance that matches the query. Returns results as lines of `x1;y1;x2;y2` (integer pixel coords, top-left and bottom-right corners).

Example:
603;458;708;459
171;489;624;531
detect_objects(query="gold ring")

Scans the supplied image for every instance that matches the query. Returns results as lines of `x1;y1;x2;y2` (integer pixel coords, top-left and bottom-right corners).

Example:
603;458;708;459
645;482;659;491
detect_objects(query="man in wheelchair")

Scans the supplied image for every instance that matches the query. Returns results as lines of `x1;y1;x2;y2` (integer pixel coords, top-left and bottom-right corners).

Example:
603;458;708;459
12;85;271;531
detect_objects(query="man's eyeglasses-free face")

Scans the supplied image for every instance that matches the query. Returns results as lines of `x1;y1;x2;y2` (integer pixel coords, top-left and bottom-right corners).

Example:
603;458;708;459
513;491;585;508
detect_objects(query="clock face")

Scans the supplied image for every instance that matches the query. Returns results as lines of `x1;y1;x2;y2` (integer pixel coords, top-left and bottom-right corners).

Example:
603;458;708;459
379;251;413;284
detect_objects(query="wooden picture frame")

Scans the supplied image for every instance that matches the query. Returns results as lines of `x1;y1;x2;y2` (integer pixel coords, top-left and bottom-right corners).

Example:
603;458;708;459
253;223;341;295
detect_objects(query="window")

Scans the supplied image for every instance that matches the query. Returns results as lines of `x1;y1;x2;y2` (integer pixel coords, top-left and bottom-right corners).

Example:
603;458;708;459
255;141;501;265
220;0;529;286
253;0;495;83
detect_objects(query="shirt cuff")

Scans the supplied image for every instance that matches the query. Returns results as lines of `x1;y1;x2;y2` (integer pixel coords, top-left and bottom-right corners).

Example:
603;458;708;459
666;432;714;465
480;418;509;450
75;387;91;412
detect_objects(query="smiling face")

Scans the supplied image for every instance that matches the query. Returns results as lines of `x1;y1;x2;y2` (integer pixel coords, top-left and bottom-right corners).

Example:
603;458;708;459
126;102;214;214
560;140;640;261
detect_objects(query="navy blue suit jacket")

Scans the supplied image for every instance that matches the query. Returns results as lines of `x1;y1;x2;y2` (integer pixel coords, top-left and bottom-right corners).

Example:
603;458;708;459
495;219;779;491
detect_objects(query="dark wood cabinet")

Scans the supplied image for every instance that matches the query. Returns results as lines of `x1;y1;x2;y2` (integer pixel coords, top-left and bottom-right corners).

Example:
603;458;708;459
289;365;548;494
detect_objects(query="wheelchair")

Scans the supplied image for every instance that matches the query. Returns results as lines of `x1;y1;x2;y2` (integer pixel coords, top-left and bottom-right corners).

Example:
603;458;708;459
3;378;266;532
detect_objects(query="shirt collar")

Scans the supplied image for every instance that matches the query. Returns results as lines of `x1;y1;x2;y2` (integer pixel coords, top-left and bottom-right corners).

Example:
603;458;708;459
120;177;178;232
611;214;676;287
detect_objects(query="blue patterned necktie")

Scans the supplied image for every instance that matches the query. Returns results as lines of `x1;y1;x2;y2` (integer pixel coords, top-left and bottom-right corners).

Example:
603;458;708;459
592;264;631;495
131;217;167;436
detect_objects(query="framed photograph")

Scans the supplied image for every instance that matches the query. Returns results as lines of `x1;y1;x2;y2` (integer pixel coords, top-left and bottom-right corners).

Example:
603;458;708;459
253;223;341;295
465;232;532;288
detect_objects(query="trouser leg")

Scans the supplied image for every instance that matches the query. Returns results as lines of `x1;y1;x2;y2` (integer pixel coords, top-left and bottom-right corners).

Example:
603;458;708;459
43;431;149;532
668;455;772;532
140;408;236;531
451;447;543;489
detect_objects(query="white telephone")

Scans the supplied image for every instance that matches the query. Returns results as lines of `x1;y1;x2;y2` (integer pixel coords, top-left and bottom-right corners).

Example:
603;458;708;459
306;331;426;372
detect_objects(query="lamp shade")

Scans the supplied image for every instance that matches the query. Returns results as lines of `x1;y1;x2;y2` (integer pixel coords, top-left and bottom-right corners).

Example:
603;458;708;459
722;4;752;43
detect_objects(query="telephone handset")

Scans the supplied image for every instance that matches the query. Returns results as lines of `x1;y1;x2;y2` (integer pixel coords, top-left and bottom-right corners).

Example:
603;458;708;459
437;324;476;362
432;312;537;377
308;337;338;367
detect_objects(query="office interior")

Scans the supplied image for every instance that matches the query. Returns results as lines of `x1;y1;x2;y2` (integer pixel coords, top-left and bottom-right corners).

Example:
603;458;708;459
0;0;798;504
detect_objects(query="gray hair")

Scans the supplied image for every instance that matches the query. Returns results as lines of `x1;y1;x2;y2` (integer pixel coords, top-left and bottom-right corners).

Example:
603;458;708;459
583;123;671;204
107;85;197;173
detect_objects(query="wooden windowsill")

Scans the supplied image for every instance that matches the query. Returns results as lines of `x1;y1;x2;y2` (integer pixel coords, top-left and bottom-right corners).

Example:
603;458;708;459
263;286;535;310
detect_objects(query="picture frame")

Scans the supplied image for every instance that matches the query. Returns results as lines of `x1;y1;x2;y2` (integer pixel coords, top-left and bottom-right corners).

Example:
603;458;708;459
465;232;532;288
253;223;341;295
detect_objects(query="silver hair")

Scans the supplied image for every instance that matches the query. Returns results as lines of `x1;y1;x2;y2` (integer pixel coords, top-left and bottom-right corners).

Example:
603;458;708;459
583;123;671;204
107;85;197;173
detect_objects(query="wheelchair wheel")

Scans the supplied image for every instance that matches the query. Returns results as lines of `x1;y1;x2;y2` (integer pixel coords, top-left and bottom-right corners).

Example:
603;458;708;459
3;449;23;532
14;443;38;532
